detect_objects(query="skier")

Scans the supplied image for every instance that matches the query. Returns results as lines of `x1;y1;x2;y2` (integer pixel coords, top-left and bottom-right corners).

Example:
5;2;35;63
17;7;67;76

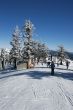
57;61;59;67
51;61;55;75
66;60;69;69
46;58;50;67
51;54;52;61
47;61;50;67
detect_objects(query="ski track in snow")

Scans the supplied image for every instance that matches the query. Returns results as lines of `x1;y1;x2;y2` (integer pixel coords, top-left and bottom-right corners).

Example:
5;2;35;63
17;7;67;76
0;66;73;110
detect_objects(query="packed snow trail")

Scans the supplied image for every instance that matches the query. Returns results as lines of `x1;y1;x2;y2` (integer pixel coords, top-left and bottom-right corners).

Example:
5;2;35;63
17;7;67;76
0;68;73;110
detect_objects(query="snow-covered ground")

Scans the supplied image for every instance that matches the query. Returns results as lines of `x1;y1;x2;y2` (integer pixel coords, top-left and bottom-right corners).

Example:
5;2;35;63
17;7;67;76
0;63;73;110
35;60;73;70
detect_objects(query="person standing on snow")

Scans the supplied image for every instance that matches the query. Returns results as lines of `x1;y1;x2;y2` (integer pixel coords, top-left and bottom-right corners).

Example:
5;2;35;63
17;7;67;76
51;61;55;75
66;60;69;69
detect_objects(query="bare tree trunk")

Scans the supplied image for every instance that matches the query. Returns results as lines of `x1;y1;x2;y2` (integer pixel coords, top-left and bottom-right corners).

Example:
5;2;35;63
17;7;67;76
27;58;31;69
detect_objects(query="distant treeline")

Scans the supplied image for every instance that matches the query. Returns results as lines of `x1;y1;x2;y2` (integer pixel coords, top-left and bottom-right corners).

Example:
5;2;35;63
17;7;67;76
66;52;73;60
50;50;73;60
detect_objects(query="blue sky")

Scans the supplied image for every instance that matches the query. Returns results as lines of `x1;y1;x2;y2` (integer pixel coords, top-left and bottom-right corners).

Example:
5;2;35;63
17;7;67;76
0;0;73;52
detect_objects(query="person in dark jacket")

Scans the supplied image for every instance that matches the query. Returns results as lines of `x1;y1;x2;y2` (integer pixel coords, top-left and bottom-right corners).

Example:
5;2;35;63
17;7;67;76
47;61;50;67
66;60;69;69
51;61;55;75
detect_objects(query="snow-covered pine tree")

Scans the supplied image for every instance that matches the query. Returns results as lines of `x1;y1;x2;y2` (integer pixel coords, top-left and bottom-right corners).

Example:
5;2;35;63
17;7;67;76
57;45;68;65
36;42;49;61
22;20;34;68
10;26;21;69
22;20;49;66
1;48;5;69
41;43;49;59
30;40;39;59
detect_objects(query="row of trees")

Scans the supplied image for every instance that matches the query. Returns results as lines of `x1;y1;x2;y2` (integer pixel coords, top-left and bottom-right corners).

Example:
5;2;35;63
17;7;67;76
9;20;49;69
0;49;9;69
0;20;69;69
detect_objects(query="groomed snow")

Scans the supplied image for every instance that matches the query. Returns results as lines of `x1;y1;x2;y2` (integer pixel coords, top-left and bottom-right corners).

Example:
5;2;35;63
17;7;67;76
0;63;73;110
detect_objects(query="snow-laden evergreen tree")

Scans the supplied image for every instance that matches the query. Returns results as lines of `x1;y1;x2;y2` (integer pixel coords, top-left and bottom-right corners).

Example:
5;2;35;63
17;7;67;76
22;20;35;68
31;40;39;58
40;43;49;59
36;42;49;62
5;49;10;66
10;26;21;69
22;20;49;67
30;41;49;62
1;48;5;69
57;45;69;65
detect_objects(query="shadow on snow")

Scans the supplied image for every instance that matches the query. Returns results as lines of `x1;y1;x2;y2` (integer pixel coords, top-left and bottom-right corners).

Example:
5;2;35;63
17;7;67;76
0;69;73;81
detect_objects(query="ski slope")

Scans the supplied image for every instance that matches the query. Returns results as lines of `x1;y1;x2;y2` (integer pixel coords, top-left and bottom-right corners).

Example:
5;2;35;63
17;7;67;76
0;64;73;110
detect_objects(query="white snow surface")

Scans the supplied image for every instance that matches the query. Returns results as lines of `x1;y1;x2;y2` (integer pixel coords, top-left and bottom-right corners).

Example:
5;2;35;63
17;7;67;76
0;63;73;110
